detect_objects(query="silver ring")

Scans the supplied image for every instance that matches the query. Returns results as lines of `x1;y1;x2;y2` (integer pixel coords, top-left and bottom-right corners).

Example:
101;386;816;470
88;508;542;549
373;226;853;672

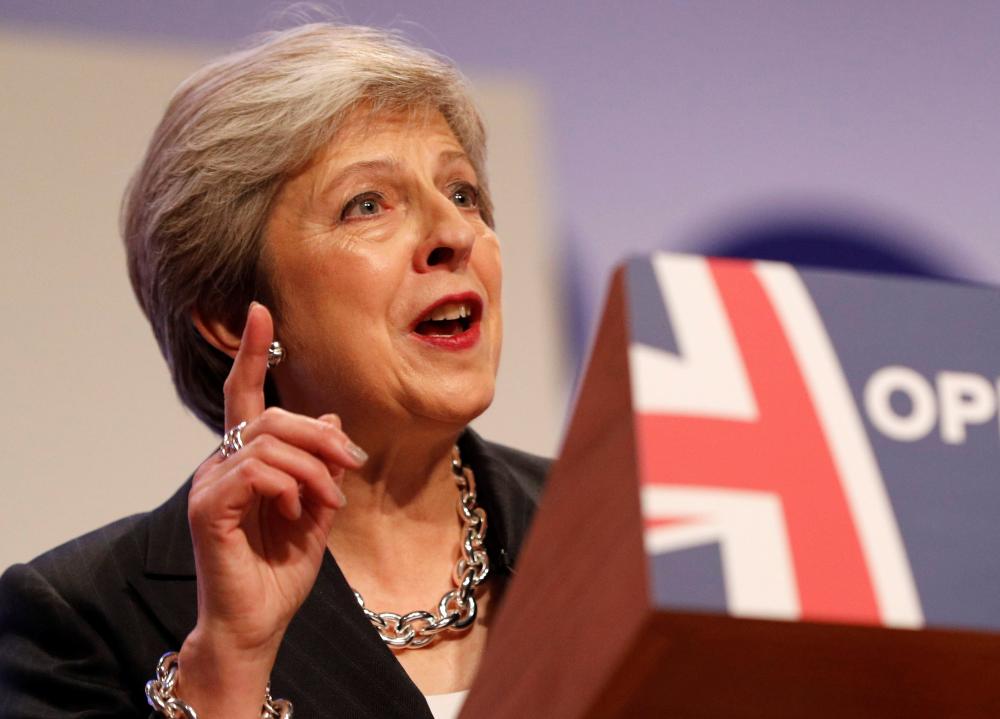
220;420;248;458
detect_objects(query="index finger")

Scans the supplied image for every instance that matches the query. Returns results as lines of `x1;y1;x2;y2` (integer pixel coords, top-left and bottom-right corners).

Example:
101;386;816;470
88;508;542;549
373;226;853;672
223;302;273;431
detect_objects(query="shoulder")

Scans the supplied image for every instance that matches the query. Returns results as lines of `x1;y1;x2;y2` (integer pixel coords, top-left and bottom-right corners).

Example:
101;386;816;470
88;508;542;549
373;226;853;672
459;428;551;503
0;483;192;716
16;513;149;590
6;480;191;599
0;511;153;648
0;480;192;638
478;438;551;501
458;429;551;570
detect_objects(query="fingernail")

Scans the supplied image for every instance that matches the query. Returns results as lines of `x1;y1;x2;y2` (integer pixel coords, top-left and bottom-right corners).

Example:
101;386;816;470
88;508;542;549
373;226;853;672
345;441;368;465
336;485;348;507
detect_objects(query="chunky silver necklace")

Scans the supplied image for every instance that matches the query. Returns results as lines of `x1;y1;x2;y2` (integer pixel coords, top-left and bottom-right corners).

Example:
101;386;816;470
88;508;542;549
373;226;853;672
352;449;489;649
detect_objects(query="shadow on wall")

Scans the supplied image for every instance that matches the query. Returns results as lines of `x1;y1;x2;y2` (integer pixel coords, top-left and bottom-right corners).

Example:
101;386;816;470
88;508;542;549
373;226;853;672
561;211;961;383
698;215;958;281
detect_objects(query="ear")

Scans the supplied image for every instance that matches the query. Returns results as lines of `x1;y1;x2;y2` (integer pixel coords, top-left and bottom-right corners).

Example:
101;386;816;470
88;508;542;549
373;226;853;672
192;306;244;361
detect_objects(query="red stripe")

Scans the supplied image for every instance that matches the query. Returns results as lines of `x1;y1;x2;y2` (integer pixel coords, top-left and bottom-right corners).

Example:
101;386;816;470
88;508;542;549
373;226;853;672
644;516;701;530
637;259;880;624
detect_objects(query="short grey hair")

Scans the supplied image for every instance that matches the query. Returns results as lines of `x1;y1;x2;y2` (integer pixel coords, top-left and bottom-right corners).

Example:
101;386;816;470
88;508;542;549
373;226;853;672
123;23;492;434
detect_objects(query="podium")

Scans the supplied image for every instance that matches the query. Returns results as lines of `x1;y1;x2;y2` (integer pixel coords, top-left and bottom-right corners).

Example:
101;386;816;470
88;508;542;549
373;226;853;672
462;254;1000;717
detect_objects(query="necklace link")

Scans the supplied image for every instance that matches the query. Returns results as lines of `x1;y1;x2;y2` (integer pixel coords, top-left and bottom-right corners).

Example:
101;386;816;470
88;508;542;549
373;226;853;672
353;447;489;649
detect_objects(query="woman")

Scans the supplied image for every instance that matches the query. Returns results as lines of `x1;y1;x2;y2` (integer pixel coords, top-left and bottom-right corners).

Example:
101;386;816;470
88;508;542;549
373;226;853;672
0;22;548;719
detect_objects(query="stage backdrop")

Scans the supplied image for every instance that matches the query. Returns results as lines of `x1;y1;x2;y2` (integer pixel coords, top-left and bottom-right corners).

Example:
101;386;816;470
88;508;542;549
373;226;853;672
4;1;998;351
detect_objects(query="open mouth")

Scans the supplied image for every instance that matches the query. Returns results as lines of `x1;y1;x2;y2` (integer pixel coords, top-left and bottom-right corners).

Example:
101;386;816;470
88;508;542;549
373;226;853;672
415;302;474;336
411;294;483;344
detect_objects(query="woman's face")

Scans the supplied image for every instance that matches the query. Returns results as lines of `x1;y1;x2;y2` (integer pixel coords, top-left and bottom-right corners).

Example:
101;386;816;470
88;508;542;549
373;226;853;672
263;106;502;431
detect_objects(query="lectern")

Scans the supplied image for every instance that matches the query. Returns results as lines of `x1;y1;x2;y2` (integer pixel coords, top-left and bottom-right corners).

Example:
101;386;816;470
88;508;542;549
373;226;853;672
462;253;1000;717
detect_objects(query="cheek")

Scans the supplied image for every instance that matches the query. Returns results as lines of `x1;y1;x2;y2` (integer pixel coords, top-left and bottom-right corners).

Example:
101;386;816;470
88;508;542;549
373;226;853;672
480;244;503;362
269;247;386;346
475;236;503;294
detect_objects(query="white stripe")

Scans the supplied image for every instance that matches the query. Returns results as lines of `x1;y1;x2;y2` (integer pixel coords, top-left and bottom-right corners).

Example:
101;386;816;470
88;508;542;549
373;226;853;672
629;254;757;420
643;485;800;620
755;262;924;628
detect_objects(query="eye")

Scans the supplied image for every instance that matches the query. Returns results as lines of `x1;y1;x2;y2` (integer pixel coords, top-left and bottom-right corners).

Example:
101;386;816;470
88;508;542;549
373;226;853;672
340;192;385;220
449;183;479;210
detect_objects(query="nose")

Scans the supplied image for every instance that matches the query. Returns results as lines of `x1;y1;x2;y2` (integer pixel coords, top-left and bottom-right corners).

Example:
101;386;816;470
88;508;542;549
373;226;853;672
413;192;476;273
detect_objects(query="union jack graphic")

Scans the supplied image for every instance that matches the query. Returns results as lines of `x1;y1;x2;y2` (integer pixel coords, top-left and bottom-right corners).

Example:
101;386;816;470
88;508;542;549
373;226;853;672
629;254;924;628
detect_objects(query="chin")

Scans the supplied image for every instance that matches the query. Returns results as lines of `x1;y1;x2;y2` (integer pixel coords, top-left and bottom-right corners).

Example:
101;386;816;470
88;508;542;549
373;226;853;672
418;381;495;428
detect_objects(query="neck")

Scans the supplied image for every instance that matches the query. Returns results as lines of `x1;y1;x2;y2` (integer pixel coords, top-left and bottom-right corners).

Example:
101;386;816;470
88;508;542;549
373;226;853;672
325;418;467;574
273;382;478;567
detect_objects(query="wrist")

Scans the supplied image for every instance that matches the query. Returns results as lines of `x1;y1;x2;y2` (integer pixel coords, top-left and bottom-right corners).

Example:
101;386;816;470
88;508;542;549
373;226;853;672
173;627;282;719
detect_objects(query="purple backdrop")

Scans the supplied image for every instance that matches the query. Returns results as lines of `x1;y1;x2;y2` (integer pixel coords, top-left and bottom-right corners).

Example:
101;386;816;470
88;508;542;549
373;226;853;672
4;0;1000;358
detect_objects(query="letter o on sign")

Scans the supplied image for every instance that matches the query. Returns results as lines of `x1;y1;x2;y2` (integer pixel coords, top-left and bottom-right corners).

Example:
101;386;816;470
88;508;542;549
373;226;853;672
864;366;937;442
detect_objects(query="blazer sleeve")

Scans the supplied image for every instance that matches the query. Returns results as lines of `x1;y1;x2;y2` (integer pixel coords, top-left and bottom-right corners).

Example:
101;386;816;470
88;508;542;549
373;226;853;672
0;562;137;718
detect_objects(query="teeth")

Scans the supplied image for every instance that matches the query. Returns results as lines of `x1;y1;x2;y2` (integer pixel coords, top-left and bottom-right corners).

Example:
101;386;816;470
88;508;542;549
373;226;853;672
428;302;472;321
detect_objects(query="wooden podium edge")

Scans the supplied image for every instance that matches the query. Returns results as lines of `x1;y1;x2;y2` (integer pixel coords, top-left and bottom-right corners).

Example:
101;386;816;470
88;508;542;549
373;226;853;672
585;610;1000;718
461;269;652;718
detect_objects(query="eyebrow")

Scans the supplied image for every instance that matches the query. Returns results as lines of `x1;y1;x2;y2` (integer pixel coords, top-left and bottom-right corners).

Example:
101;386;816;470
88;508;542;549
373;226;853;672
438;150;473;167
323;158;401;191
319;150;476;198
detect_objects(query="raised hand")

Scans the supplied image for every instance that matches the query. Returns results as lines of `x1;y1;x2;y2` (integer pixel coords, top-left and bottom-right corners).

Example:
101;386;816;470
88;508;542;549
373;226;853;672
176;303;365;717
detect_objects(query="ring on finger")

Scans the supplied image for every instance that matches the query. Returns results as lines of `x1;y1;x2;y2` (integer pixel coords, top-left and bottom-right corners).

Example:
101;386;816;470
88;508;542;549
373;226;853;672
220;420;248;458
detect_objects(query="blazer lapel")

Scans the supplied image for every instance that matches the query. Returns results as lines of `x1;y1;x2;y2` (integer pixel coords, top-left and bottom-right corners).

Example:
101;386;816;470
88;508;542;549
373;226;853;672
126;480;198;647
270;554;433;718
459;429;540;577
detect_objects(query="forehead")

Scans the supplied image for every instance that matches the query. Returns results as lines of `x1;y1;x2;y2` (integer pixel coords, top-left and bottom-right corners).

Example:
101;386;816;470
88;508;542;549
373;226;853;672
314;104;466;167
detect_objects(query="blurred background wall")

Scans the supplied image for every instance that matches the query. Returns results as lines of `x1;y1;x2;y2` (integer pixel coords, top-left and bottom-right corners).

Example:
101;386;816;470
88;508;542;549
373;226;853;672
2;1;999;569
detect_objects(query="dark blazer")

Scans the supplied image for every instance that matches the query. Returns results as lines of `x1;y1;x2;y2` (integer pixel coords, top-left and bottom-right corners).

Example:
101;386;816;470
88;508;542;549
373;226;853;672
0;430;549;718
